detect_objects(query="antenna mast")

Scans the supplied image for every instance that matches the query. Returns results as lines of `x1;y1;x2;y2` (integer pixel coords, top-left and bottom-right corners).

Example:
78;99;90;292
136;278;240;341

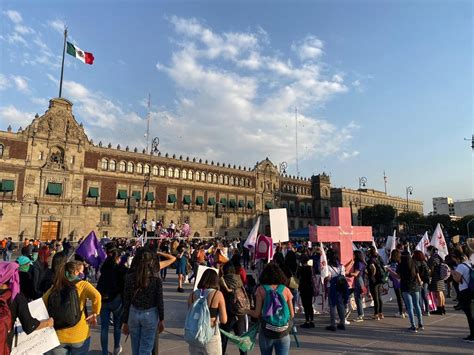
383;170;387;194
295;106;300;177
145;94;150;153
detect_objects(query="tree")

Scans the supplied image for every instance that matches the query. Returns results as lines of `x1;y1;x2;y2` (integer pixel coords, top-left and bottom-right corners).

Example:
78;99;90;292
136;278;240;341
361;204;396;235
452;215;474;237
397;211;423;226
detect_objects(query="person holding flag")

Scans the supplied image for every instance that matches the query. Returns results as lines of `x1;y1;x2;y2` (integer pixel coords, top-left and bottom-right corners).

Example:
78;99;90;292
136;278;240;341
427;245;446;315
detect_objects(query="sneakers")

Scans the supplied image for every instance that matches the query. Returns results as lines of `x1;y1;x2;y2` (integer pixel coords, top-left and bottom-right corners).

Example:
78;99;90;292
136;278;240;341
113;346;123;355
337;324;346;330
418;324;424;331
344;319;351;325
408;326;418;333
395;313;405;318
352;316;364;323
463;336;474;343
326;325;336;331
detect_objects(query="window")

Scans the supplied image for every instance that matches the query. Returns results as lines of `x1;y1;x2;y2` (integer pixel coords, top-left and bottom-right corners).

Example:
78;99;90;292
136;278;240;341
207;173;212;183
188;170;193;180
223;217;230;227
144;164;150;175
230;176;235;185
181;169;187;179
290;220;295;230
127;162;134;173
224;176;229;184
101;212;111;226
213;174;218;183
299;220;304;229
109;160;116;171
219;175;224;184
119;161;126;172
0;144;4;157
101;158;108;170
168;167;173;177
160;166;165;177
195;171;201;181
201;172;206;181
137;163;143;174
235;177;239;186
207;216;215;227
152;165;159;176
174;168;180;178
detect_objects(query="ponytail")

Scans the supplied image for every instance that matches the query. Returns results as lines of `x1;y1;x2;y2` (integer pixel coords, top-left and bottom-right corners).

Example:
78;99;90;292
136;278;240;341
52;261;83;291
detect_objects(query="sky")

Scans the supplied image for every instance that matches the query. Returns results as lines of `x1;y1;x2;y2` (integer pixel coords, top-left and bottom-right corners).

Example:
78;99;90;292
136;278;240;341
0;0;472;213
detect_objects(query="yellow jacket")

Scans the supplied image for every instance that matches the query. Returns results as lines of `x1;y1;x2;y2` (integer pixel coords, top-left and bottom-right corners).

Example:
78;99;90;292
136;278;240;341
43;280;102;344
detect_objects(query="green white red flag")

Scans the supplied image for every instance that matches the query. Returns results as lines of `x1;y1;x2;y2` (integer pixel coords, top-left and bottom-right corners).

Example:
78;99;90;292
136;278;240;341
66;41;94;64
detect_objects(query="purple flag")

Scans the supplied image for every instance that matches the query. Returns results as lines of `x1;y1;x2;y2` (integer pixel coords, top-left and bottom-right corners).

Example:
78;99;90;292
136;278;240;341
75;231;106;269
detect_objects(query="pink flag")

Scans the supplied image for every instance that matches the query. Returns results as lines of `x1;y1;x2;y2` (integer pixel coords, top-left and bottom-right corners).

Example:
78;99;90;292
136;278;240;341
430;223;448;260
255;234;273;261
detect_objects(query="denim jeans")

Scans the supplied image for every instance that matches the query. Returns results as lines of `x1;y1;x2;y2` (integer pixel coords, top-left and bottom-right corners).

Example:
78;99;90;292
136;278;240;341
160;266;168;279
329;291;346;327
128;306;159;355
46;337;91;355
402;291;423;328
100;295;123;355
258;333;290;355
420;283;430;313
354;284;364;317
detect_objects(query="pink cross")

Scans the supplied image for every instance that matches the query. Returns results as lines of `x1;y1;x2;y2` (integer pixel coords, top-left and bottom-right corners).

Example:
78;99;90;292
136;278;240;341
309;207;373;266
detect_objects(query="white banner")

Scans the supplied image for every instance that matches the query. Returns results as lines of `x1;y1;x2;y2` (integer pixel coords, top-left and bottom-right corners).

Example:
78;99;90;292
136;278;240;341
244;216;260;249
193;265;219;291
269;208;289;243
431;223;448;260
416;231;430;255
11;298;59;355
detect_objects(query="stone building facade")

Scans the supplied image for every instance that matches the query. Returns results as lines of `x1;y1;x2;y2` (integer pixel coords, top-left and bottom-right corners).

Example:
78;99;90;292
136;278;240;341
0;98;333;241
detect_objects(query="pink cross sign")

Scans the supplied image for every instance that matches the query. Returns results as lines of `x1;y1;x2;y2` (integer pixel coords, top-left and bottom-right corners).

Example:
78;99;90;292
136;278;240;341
309;207;373;266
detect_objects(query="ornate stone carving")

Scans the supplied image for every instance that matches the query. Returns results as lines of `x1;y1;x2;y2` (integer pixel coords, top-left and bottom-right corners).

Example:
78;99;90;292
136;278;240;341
74;179;82;190
26;174;35;185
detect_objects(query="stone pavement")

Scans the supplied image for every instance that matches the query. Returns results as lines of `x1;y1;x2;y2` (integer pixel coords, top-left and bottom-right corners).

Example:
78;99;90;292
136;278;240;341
88;273;473;355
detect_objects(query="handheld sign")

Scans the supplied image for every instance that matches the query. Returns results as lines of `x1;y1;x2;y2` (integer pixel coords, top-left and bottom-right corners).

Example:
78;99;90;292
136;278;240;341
269;208;289;243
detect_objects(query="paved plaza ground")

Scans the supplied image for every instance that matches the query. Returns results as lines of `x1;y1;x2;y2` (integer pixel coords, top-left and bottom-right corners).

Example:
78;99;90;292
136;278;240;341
87;273;473;355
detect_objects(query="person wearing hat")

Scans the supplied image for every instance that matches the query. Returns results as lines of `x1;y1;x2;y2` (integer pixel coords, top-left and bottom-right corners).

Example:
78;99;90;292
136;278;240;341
17;255;35;301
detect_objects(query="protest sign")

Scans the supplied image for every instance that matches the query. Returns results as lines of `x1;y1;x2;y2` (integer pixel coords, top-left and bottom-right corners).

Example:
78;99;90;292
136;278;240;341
269;208;289;243
193;265;219;291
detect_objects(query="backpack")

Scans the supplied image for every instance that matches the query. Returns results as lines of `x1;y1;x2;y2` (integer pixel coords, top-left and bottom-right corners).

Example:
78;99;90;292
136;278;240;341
439;263;451;281
0;290;13;355
184;289;216;346
47;284;82;330
374;258;389;284
229;285;250;316
462;263;474;294
261;285;290;339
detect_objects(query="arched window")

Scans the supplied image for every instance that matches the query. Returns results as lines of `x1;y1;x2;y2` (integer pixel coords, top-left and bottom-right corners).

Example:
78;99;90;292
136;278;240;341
152;165;159;176
174;168;180;178
240;178;245;187
181;169;187;179
144;164;150;175
127;162;134;173
195;171;201;181
224;176;229;185
219;175;224;184
159;166;165;177
101;158;108;170
248;180;252;188
119;161;126;172
167;167;173;177
109;160;116;171
201;172;206;181
0;144;4;157
207;173;212;183
213;174;218;183
188;170;193;180
137;163;143;174
230;176;235;185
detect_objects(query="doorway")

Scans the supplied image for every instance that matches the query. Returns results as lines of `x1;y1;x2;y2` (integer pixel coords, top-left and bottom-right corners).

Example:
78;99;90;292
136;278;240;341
40;221;60;241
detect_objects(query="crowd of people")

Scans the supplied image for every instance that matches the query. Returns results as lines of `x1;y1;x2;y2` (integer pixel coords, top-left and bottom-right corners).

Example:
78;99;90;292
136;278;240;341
0;233;473;355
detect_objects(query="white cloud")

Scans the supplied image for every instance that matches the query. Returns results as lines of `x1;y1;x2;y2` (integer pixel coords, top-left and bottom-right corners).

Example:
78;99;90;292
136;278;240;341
6;32;27;45
0;105;34;128
11;75;29;92
48;19;66;34
0;74;9;90
150;17;355;165
14;25;34;35
4;10;22;24
339;150;360;160
292;35;324;61
30;97;48;106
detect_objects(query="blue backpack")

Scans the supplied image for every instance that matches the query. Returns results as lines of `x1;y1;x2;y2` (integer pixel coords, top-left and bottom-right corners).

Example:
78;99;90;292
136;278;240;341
261;285;290;339
184;289;216;346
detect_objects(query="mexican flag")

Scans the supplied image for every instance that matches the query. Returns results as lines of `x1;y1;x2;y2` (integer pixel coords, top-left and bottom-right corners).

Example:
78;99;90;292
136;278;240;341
66;42;94;64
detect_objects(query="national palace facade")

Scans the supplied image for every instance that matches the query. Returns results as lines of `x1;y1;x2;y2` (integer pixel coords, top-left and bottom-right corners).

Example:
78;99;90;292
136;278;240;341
0;98;423;241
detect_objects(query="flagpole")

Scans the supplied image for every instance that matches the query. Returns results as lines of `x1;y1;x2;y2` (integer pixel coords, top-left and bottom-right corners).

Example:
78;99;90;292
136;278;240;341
59;27;68;98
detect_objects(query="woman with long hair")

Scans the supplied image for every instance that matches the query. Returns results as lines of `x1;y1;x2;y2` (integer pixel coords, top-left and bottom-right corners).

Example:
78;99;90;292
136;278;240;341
187;268;227;355
367;247;385;320
325;250;349;331
122;248;165;355
297;254;315;328
44;260;102;354
388;249;406;318
349;250;367;322
397;252;423;332
97;248;127;355
413;250;431;315
247;263;294;355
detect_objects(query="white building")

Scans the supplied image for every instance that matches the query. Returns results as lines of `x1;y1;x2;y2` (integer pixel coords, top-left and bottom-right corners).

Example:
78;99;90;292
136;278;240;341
432;197;474;217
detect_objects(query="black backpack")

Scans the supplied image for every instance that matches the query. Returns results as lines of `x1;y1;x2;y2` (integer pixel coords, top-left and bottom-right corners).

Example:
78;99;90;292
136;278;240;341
47;284;82;330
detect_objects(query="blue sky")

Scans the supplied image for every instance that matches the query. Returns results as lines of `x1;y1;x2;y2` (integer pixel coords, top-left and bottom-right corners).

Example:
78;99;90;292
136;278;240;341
0;0;472;213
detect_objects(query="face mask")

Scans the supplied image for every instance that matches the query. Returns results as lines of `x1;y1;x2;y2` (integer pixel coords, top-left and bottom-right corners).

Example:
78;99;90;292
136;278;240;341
66;271;85;282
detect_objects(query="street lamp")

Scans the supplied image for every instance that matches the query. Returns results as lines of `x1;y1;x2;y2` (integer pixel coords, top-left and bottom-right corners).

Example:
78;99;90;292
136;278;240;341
358;177;367;225
405;186;413;211
144;137;160;222
279;162;288;175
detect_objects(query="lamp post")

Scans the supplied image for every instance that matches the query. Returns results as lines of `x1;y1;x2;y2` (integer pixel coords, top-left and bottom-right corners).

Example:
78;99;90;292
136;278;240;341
279;162;288;175
405;186;413;212
358;177;367;225
144;137;160;223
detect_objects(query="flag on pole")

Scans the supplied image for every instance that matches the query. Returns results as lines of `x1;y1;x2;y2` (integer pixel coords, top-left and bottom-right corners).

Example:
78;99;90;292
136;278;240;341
75;231;106;269
385;230;397;254
67;42;94;64
416;231;430;255
372;237;377;250
430;223;448;260
319;243;329;280
244;216;260;249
